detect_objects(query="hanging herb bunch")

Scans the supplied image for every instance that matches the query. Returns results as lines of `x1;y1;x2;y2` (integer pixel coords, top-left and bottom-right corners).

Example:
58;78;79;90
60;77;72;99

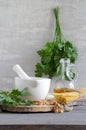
35;7;78;80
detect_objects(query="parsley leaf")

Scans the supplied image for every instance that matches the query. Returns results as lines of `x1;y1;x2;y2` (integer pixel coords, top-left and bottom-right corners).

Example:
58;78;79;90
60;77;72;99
0;88;33;108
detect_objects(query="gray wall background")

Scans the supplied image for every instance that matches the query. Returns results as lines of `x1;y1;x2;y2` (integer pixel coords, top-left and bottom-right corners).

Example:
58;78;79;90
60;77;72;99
0;0;86;91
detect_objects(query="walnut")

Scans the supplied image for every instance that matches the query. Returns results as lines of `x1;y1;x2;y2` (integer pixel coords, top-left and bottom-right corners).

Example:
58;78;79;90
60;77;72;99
53;103;64;113
53;105;59;113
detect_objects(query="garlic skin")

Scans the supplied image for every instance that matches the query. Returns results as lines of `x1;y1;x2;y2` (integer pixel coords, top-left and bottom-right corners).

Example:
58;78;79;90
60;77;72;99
46;94;55;100
64;105;73;112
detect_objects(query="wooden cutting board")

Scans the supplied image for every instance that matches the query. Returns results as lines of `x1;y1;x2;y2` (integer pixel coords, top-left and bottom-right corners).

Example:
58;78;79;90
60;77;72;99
0;97;83;113
0;105;54;113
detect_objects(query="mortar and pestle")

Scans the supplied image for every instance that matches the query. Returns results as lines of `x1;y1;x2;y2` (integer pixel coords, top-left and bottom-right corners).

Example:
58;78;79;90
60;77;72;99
13;64;51;100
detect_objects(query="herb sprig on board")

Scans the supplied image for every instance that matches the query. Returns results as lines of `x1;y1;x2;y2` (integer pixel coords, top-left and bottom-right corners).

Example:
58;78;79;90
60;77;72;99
35;7;78;79
0;88;33;108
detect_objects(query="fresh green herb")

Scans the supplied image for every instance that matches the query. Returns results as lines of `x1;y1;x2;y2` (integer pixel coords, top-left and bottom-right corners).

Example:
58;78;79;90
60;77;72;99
35;7;78;79
0;88;33;108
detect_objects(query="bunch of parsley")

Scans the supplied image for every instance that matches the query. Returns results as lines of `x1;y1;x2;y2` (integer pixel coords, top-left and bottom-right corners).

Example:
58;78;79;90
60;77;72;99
35;7;78;80
0;88;33;108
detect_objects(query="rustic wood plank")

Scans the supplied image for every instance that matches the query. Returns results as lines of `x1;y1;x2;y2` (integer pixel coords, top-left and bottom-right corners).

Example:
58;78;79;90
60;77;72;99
0;125;86;130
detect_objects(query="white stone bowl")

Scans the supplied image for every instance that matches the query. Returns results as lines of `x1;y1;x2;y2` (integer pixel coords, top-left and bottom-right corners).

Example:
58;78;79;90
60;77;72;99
15;77;51;100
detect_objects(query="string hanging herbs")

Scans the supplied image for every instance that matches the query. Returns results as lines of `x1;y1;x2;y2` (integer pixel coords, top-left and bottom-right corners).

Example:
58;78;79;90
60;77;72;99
35;7;78;80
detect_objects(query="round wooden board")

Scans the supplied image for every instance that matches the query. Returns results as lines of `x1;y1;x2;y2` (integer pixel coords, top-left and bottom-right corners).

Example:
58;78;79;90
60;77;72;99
1;105;54;113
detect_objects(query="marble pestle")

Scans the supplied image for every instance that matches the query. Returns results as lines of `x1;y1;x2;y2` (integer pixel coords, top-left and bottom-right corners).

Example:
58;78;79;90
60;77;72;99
13;64;31;79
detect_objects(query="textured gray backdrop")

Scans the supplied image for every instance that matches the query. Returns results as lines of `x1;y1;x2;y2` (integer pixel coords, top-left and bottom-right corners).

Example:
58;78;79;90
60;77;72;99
0;0;86;90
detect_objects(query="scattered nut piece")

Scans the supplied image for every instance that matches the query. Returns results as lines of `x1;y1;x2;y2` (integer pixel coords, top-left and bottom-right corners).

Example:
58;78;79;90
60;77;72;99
46;99;58;105
33;100;44;105
33;99;58;106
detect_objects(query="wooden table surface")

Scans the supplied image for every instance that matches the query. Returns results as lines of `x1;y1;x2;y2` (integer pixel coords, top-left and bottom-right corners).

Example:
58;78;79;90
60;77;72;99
0;102;86;130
